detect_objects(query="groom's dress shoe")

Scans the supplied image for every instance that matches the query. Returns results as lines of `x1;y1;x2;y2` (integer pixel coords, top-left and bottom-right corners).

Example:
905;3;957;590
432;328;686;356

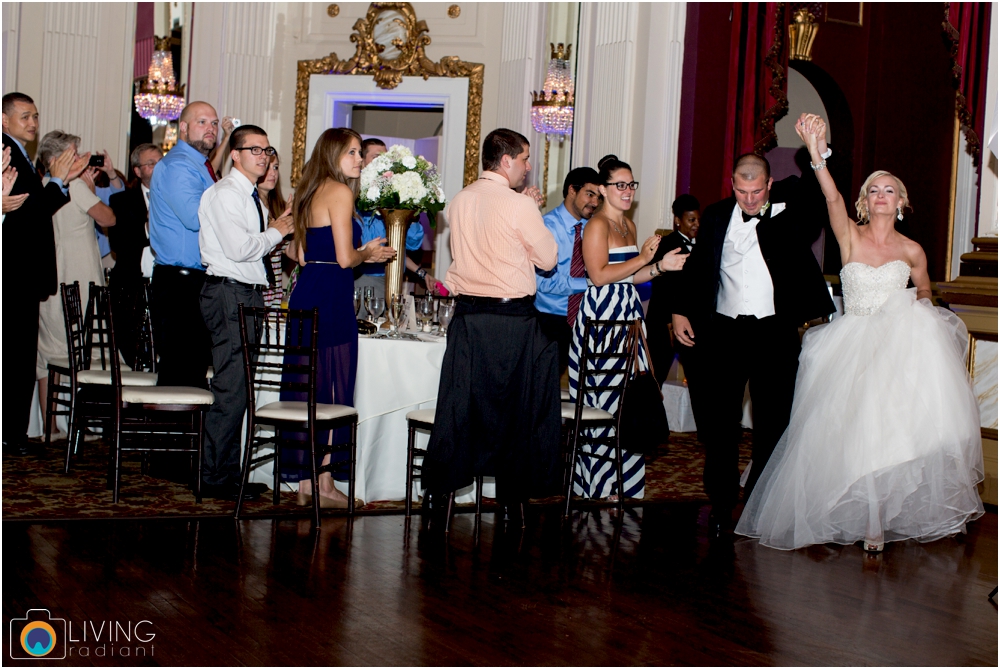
708;508;735;538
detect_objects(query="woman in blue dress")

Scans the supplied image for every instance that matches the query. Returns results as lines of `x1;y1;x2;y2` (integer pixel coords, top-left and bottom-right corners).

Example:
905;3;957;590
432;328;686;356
568;154;687;500
281;128;396;508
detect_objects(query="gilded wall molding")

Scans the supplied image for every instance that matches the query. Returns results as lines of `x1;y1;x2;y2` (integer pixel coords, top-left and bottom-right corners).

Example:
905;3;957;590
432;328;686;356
291;2;484;187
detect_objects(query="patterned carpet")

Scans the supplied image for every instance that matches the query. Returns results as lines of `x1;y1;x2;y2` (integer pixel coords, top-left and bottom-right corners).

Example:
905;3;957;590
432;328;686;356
2;432;753;520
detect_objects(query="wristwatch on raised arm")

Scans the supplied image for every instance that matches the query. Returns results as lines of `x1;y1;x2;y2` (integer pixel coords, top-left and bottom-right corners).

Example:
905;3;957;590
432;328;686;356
416;268;428;280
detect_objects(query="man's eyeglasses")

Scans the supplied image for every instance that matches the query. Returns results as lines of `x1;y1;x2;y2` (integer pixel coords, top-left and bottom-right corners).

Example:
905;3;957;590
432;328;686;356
137;162;159;168
607;181;639;191
236;146;277;156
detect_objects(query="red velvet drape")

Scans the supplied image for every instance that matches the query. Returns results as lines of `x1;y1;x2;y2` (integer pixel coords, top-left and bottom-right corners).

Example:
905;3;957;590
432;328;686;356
721;2;789;198
134;3;156;80
943;2;992;162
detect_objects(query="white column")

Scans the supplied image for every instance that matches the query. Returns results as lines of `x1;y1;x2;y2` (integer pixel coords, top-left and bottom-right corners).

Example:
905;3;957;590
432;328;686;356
574;3;642;170
187;3;277;142
2;3;21;94
14;3;136;170
977;1;998;239
638;3;687;233
573;3;686;237
495;3;549;180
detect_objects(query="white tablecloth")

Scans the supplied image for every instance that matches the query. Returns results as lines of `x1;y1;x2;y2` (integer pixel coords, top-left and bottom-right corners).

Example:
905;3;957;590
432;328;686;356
248;330;493;504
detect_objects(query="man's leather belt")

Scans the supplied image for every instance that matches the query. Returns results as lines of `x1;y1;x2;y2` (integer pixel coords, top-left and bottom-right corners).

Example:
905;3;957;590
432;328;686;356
206;274;267;292
156;265;204;277
457;295;534;305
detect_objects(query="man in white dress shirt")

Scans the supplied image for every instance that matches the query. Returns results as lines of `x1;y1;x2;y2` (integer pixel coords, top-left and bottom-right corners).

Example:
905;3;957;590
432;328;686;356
672;135;834;535
198;124;293;501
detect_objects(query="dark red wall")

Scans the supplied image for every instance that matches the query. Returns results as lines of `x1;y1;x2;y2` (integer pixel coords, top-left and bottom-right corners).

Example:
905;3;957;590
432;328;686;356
677;3;961;280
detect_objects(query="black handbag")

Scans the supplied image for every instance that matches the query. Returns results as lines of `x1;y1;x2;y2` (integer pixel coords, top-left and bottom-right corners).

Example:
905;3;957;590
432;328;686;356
618;320;670;455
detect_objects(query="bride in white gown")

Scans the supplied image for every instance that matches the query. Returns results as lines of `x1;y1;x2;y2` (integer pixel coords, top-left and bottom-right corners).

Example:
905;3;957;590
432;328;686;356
735;114;984;552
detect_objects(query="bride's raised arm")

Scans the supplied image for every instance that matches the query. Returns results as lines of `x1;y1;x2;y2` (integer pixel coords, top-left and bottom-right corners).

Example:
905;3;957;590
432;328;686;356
796;114;853;259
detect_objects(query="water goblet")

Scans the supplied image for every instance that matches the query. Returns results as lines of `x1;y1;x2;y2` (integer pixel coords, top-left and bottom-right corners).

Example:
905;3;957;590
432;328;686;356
387;295;407;338
368;295;385;329
438;299;455;336
417;297;434;332
363;286;375;321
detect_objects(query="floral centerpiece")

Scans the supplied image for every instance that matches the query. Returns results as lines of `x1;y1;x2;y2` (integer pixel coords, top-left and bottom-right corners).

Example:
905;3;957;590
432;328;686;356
357;144;446;220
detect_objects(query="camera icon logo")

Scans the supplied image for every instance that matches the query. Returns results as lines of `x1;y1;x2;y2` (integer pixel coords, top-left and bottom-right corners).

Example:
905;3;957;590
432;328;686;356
10;609;66;660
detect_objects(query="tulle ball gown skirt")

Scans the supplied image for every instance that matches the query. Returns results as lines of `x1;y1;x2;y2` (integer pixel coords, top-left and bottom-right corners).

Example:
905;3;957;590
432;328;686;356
736;288;985;550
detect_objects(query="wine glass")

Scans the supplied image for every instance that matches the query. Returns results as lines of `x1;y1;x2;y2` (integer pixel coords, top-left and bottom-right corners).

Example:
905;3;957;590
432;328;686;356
438;299;455;336
362;286;374;321
386;295;405;338
354;288;361;317
368;295;385;328
417;297;434;332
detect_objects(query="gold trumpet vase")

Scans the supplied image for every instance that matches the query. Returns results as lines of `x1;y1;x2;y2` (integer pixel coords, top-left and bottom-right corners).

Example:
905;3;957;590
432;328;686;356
380;208;415;303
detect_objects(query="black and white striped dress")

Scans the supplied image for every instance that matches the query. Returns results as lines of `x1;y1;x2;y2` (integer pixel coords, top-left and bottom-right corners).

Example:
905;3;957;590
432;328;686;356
567;245;648;499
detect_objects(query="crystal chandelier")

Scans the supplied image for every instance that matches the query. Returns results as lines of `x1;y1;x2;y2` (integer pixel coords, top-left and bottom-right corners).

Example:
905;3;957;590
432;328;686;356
530;43;575;141
134;37;185;128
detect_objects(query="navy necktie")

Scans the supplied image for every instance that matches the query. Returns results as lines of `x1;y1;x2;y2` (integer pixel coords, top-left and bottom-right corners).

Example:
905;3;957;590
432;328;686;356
252;189;276;287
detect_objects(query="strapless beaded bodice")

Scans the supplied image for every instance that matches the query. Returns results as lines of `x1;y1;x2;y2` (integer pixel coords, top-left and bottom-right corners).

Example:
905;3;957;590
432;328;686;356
840;260;911;316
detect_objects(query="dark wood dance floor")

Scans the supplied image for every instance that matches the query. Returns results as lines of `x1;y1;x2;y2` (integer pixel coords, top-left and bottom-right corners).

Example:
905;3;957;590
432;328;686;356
3;505;997;666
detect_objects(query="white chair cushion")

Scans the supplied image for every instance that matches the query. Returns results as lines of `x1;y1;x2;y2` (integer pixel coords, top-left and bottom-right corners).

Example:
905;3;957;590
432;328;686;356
560;388;571;402
77;369;159;386
406;408;436;424
561;401;614;422
255;401;357;422
122;386;215;405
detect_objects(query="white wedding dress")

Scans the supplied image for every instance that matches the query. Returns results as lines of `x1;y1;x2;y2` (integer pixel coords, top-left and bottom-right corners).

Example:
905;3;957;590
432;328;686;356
736;260;985;550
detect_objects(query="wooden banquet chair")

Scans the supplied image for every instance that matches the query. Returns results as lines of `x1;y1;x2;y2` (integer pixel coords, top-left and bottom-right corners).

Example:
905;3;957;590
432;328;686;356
404;409;483;532
62;282;159;473
235;305;359;528
105;292;213;503
563;319;640;516
43;282;82;449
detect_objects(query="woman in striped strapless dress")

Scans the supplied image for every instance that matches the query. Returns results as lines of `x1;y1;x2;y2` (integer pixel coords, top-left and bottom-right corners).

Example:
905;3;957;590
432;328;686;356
568;155;688;500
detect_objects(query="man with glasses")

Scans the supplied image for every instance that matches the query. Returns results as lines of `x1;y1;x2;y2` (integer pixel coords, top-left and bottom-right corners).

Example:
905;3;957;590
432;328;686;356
535;166;602;373
148;101;220;388
197;124;293;501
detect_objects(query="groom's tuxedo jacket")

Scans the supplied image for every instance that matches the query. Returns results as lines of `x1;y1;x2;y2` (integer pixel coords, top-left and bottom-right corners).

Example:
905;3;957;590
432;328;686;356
674;173;834;328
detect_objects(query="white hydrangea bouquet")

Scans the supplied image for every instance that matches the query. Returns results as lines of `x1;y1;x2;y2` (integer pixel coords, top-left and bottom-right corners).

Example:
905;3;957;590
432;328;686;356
357;144;446;220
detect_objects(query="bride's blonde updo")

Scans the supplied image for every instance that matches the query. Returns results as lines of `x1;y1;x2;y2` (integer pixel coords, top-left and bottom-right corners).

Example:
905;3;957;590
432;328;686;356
854;170;911;222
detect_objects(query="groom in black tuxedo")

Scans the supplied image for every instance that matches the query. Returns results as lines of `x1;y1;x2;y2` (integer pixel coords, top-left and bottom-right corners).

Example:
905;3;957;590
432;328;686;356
673;131;834;534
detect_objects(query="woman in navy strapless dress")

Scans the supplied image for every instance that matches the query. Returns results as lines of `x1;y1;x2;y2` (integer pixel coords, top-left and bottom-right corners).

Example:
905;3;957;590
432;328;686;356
280;128;396;508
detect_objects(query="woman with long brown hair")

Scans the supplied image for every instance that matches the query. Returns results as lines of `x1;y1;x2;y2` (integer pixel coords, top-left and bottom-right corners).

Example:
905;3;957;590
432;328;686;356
257;151;290;307
281;127;395;508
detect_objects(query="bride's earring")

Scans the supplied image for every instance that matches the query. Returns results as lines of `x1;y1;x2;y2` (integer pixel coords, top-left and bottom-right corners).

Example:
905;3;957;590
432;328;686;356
896;207;903;221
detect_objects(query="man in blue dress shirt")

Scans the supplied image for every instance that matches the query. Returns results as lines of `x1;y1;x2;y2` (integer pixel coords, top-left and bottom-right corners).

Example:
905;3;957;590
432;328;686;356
535;167;602;373
148;101;220;388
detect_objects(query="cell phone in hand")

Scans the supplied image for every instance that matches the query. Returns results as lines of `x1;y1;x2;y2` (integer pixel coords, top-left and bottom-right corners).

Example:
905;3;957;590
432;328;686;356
88;155;104;168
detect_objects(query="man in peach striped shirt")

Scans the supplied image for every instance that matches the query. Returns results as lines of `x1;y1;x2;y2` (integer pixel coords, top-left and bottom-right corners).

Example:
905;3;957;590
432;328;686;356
424;129;562;527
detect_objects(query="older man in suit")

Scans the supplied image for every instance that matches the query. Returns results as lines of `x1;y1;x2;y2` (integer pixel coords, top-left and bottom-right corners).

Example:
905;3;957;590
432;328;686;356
108;143;162;368
2;92;88;455
673;127;835;535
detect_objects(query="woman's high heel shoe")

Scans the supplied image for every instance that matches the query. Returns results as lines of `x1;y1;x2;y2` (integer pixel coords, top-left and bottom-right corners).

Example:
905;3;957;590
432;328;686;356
863;539;884;553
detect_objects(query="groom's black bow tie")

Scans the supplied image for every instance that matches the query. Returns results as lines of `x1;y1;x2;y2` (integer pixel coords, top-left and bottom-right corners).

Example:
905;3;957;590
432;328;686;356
740;203;770;223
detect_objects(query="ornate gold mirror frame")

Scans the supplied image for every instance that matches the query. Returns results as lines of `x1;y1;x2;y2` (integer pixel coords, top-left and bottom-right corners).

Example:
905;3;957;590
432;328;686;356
291;2;484;188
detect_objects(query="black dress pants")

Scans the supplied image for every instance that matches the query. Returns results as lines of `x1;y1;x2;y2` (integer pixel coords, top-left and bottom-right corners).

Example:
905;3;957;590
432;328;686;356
424;298;562;505
151;265;211;388
702;314;800;512
536;310;573;375
199;280;263;487
2;293;40;446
